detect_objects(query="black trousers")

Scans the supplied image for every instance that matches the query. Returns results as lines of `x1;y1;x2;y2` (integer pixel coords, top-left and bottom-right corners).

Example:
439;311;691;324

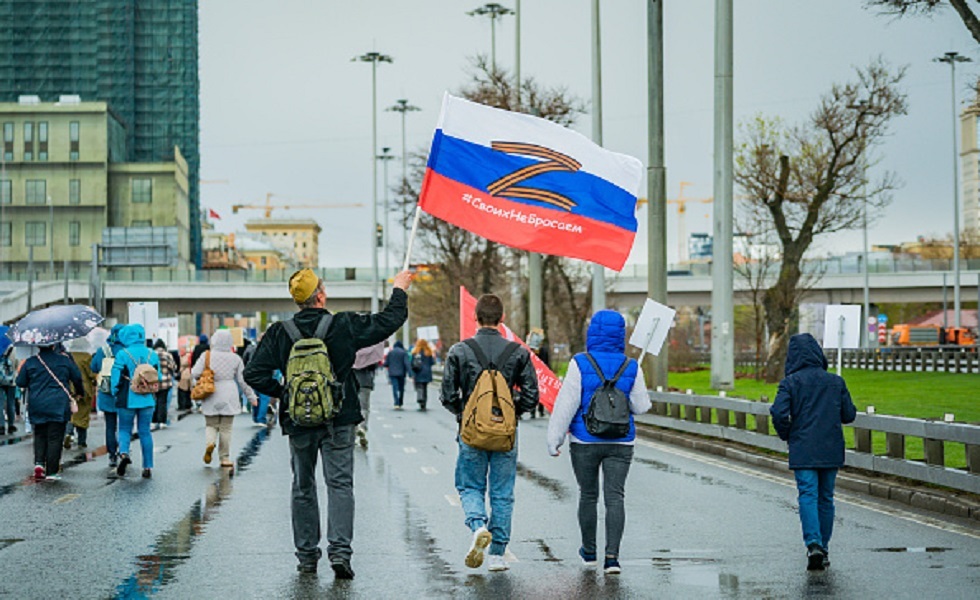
153;388;169;423
33;421;67;475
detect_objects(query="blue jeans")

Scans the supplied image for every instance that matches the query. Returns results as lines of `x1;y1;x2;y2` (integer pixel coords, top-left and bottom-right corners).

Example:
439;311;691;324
104;410;118;460
118;407;154;469
454;439;518;556
794;468;837;550
253;394;272;424
1;386;16;428
390;376;405;406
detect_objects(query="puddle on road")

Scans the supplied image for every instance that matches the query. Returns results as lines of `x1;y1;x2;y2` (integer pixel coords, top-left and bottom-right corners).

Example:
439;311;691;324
112;428;270;599
0;538;23;552
530;538;561;562
872;547;953;553
516;462;570;500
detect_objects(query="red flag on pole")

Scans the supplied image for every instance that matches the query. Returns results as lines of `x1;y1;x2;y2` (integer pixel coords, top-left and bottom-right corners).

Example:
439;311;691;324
459;286;559;413
208;208;221;220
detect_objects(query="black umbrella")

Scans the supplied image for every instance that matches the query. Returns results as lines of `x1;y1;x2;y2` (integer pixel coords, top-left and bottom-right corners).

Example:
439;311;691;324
6;304;105;347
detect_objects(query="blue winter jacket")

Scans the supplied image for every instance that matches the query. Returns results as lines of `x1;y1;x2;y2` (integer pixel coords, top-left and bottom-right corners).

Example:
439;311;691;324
91;324;125;412
16;347;83;425
569;310;639;443
385;341;411;378
110;324;161;410
770;333;858;470
410;353;435;384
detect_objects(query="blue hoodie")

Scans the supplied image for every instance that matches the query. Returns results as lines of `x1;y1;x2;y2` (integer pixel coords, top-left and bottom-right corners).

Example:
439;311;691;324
110;324;160;410
568;310;640;443
92;324;125;412
385;340;411;377
770;333;858;469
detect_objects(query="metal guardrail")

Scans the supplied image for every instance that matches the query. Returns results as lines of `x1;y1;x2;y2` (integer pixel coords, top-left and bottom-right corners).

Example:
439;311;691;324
639;390;980;494
828;348;980;374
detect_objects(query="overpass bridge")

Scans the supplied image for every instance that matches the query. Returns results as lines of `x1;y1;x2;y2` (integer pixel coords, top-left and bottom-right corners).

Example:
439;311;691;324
2;262;979;324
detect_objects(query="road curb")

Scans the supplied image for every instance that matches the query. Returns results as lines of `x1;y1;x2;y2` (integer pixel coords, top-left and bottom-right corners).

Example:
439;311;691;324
636;424;980;524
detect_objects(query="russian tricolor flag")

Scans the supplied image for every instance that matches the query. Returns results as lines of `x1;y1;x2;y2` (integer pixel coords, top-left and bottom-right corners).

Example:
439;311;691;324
419;94;643;271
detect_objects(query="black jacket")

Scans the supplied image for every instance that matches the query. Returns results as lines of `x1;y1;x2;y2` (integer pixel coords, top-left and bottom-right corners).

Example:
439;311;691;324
440;328;539;421
770;333;858;469
16;348;83;425
244;288;408;434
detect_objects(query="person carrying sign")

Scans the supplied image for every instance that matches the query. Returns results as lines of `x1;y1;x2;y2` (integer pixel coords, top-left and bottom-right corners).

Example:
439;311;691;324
546;309;651;575
440;293;539;573
244;268;412;580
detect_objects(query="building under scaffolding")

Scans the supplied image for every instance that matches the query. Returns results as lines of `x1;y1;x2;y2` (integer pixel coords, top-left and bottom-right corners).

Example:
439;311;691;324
0;0;201;265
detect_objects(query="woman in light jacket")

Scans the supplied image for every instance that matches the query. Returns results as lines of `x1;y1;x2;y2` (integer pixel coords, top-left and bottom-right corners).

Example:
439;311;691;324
192;329;256;468
546;310;651;576
408;339;435;411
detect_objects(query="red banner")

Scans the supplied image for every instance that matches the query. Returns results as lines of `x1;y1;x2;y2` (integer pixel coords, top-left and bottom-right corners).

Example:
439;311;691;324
459;287;559;413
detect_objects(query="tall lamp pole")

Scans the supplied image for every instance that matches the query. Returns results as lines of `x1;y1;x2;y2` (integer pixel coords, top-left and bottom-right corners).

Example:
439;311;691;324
935;51;971;330
648;0;668;389
468;3;515;72
353;51;393;313
387;99;420;345
590;0;606;313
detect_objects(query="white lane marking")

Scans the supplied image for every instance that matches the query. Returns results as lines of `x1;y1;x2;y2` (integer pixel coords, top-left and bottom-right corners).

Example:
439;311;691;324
421;466;438;475
53;494;80;504
391;433;404;439
382;424;393;429
403;446;418;454
444;494;461;507
636;438;980;540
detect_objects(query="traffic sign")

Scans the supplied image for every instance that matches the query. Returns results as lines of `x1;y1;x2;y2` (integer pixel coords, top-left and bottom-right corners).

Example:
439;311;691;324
878;314;888;324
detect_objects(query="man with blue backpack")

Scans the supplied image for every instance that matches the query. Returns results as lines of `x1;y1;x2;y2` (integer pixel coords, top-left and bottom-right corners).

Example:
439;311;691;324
547;310;651;575
244;268;413;580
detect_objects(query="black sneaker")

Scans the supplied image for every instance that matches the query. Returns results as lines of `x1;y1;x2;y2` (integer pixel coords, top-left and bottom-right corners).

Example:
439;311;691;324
807;544;827;571
7;425;16;434
142;468;152;479
108;454;118;468
296;563;317;575
331;559;355;580
117;454;131;477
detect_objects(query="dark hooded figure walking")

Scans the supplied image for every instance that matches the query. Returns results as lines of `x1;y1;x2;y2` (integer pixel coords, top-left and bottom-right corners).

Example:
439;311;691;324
770;333;857;571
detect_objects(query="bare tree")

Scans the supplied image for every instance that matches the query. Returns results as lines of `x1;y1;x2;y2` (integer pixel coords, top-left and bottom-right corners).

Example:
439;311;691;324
735;60;908;382
865;0;980;44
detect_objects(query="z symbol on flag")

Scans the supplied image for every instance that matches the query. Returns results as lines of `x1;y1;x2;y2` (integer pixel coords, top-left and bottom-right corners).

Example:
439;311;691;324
488;142;580;211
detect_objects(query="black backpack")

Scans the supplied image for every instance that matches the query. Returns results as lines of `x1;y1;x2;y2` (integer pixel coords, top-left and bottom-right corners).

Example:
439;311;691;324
582;354;632;439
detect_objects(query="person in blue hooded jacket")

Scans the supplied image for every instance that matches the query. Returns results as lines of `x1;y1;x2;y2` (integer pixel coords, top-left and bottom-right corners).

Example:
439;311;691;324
547;310;651;575
770;333;857;571
111;324;161;479
91;324;125;469
384;340;411;409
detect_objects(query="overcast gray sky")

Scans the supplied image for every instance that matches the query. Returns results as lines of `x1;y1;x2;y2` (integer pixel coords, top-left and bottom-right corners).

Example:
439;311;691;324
199;0;975;270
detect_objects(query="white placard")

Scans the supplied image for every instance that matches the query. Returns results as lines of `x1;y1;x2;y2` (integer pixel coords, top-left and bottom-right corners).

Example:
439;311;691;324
416;325;440;344
629;299;676;358
823;305;861;349
158;317;179;350
128;301;160;341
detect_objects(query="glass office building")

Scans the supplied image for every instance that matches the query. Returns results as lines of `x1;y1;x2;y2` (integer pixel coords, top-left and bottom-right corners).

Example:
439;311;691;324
0;0;201;265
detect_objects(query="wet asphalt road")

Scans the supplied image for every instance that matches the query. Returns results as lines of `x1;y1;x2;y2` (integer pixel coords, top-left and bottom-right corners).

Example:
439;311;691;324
0;378;978;599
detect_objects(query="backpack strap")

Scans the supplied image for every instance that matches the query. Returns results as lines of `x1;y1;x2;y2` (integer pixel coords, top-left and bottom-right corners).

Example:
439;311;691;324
495;342;521;373
463;338;490;370
282;319;303;344
465;339;520;373
582;353;607;383
583;353;631;386
313;314;334;340
608;358;631;386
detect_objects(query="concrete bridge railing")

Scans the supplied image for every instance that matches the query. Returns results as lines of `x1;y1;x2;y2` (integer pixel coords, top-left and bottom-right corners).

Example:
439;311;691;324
639;390;980;494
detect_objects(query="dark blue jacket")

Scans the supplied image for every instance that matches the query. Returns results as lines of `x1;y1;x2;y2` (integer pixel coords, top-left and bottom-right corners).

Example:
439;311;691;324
16;347;83;425
385;341;411;378
770;333;857;469
569;310;639;443
410;353;435;384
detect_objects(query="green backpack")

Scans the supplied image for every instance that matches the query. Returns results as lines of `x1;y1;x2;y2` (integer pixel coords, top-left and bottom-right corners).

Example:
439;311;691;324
282;315;343;427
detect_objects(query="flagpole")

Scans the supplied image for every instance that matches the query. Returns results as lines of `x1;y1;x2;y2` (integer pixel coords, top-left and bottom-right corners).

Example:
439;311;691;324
403;205;422;272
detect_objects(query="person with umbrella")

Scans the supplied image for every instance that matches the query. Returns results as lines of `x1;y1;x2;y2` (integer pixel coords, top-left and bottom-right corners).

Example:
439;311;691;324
111;323;161;479
0;333;19;435
16;343;83;480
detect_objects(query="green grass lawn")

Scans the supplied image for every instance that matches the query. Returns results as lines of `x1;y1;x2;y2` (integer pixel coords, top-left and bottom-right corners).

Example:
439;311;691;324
662;368;978;468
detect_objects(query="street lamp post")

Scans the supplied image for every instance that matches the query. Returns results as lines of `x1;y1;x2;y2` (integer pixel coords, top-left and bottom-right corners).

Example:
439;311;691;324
467;3;515;72
935;51;971;330
377;147;396;301
590;0;606;313
353;51;393;313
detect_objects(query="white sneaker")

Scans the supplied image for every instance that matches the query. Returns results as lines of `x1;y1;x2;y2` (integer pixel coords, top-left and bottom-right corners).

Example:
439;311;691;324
486;555;509;572
465;526;492;568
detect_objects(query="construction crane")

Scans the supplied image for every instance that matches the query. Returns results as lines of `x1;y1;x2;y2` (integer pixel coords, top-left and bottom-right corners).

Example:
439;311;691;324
231;193;363;218
637;182;713;263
